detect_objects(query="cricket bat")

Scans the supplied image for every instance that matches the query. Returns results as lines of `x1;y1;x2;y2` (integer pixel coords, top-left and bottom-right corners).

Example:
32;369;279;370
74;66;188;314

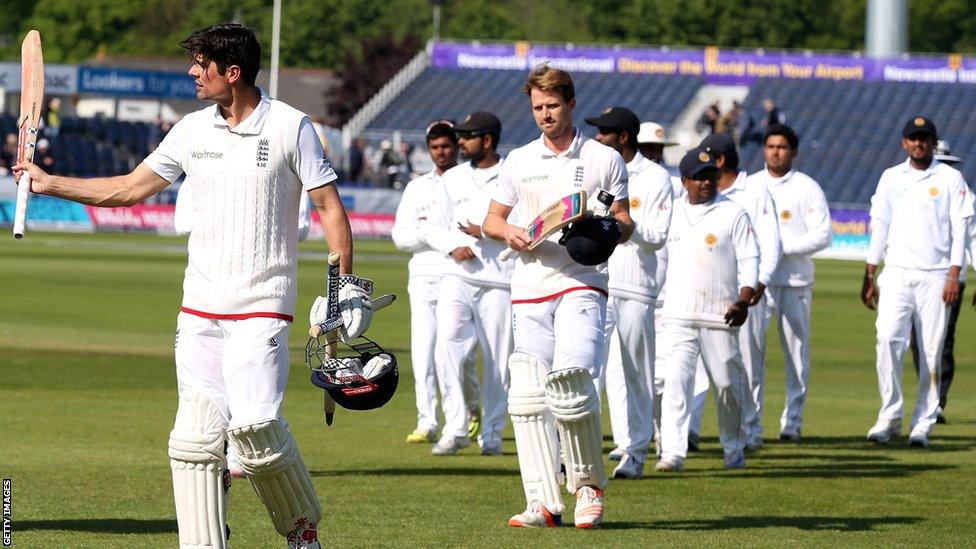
499;190;587;260
13;30;44;239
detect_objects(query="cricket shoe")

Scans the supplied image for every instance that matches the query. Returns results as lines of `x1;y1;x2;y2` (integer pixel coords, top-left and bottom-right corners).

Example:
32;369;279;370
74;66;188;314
936;406;947;424
867;420;902;444
612;453;644;479
724;449;746;469
573;486;604;529
654;457;684;473
907;431;930;448
746;437;764;452
431;436;470;456
778;426;801;441
608;446;625;461
406;427;438;444
287;520;320;549
467;408;482;439
508;501;561;528
687;431;701;452
480;443;502;456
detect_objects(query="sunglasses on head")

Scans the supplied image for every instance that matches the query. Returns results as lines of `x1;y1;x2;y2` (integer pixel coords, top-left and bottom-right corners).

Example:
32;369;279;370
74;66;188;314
425;119;455;136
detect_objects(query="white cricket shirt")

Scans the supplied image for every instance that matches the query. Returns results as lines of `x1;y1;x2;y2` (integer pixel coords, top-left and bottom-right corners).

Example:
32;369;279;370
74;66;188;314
495;129;628;302
391;169;455;279
433;160;514;289
748;167;831;287
867;158;973;271
145;91;337;321
662;194;759;329
721;171;780;287
608;152;672;302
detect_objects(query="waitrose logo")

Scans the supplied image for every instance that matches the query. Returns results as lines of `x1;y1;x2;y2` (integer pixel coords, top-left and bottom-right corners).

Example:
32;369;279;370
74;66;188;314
192;150;223;159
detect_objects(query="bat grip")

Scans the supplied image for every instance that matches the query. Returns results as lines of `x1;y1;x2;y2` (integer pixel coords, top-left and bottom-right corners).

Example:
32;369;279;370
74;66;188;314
499;247;517;261
13;172;31;239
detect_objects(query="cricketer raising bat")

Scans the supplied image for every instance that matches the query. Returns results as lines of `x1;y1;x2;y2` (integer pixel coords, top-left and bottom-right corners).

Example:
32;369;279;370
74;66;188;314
499;189;588;260
13;30;44;239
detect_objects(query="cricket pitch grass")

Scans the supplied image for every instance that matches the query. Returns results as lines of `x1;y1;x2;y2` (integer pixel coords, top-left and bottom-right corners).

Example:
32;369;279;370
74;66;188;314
2;232;974;547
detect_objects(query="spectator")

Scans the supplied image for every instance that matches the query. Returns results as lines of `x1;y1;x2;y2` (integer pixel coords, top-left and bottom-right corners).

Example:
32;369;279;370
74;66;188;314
0;133;17;174
349;137;367;183
763;98;785;127
379;139;400;188
696;102;720;134
34;138;55;173
44;98;62;142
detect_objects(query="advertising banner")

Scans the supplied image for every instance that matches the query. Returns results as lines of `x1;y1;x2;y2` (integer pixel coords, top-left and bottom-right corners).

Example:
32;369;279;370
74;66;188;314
78;66;197;99
0;63;78;94
432;42;976;85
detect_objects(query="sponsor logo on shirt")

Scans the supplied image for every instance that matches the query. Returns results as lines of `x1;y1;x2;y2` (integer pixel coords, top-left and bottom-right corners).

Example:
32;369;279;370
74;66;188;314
191;149;223;159
521;174;549;184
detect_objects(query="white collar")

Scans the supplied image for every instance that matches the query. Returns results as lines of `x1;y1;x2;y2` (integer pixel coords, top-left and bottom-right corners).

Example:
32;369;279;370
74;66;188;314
210;89;272;135
627;151;652;174
898;157;940;180
763;166;795;186
534;128;584;159
721;171;748;194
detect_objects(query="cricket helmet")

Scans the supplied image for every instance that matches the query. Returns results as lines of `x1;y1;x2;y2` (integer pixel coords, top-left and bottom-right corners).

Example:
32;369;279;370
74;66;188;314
306;336;399;410
558;215;621;266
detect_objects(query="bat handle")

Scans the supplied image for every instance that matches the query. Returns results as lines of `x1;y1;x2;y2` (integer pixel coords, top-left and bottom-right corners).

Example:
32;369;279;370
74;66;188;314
13;171;31;239
499;247;517;261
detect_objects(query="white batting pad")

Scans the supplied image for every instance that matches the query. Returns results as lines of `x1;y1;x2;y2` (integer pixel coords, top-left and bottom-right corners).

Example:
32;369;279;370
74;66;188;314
228;419;322;537
168;392;229;549
545;367;608;492
507;353;565;515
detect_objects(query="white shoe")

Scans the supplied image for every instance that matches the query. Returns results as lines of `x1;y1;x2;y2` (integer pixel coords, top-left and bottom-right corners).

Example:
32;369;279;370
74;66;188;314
612;453;645;479
654;457;684;473
508;500;561;528
286;520;320;549
724;449;746;469
573;486;604;529
431;436;470;455
907;431;930;448
608;446;625;461
867;420;902;444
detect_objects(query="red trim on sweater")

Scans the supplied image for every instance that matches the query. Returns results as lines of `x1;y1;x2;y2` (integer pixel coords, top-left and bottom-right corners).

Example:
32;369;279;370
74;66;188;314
180;307;294;322
511;286;608;304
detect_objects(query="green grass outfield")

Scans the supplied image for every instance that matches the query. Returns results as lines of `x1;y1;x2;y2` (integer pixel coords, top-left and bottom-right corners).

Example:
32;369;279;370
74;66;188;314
1;231;975;547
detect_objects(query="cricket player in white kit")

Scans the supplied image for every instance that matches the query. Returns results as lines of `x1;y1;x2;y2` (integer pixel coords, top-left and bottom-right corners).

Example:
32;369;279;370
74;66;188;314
15;24;375;549
698;133;781;448
656;148;758;473
861;116;973;448
483;65;634;529
428;112;514;456
586;107;672;479
392;120;477;444
747;124;832;442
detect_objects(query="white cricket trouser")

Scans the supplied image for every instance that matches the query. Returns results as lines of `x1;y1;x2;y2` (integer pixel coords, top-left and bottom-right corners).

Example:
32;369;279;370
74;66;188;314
408;276;479;433
660;323;748;461
434;276;511;446
689;359;709;437
174;313;290;429
766;285;812;433
874;267;948;436
597;296;654;460
512;290;607;375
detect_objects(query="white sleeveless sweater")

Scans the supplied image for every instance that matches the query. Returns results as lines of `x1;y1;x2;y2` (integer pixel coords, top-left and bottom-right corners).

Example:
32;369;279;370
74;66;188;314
179;101;305;319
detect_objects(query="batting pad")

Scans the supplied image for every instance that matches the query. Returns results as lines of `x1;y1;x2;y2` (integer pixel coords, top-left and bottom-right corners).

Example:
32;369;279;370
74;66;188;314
507;353;565;514
546;367;609;492
228;419;322;537
168;392;229;549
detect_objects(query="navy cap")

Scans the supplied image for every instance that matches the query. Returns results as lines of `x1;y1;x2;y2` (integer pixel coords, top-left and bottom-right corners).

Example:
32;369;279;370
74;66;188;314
700;132;739;168
679;147;719;179
903;116;937;139
455;111;502;135
585;106;640;138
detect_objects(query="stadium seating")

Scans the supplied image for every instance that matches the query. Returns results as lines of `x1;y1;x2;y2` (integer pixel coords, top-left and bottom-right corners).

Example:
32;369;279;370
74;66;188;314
366;67;704;153
0;112;156;178
738;79;976;204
